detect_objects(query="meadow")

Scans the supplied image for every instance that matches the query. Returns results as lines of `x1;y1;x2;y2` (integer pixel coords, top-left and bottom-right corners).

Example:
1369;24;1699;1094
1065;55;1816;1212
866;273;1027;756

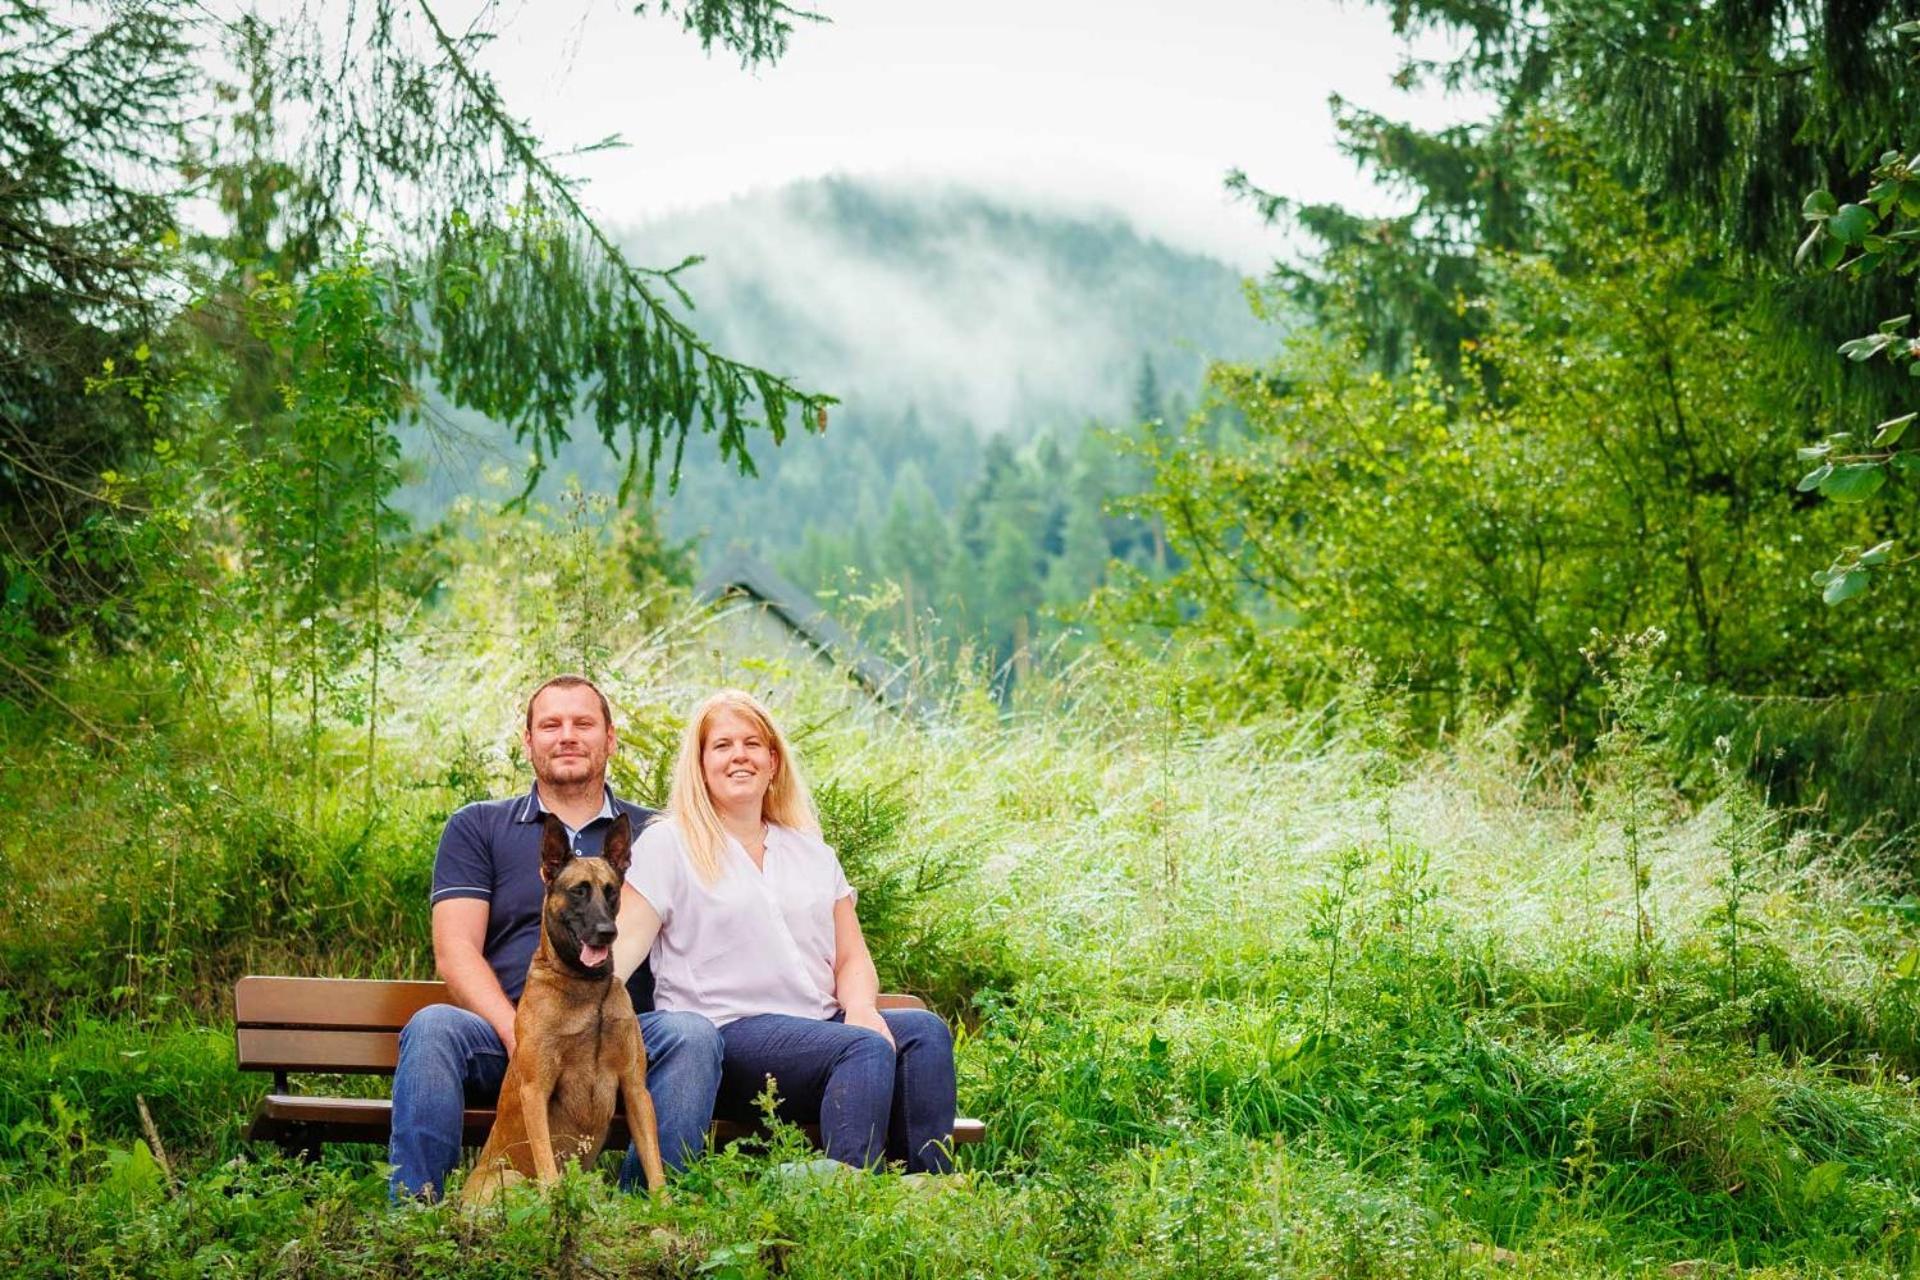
3;541;1918;1280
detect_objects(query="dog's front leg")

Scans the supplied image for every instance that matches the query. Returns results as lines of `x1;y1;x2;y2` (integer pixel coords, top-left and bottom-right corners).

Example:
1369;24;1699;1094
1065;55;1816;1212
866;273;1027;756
620;1061;668;1193
519;1068;563;1183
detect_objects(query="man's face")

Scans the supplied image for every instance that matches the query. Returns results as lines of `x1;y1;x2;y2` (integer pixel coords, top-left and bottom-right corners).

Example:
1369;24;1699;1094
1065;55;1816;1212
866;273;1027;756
524;684;615;790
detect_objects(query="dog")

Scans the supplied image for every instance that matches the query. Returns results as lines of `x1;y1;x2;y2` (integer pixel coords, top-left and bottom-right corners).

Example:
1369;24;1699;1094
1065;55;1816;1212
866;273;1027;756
461;812;667;1202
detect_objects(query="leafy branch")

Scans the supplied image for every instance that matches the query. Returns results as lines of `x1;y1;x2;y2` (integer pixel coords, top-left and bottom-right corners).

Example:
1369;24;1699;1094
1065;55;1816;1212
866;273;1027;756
1795;126;1920;603
254;0;834;502
412;0;833;500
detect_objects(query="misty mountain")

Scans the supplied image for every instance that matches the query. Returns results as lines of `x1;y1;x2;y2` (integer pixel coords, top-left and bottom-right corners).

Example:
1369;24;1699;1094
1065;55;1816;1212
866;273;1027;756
402;175;1274;563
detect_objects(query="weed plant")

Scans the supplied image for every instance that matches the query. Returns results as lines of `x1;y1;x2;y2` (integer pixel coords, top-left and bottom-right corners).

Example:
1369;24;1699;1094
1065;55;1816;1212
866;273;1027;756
3;542;1920;1276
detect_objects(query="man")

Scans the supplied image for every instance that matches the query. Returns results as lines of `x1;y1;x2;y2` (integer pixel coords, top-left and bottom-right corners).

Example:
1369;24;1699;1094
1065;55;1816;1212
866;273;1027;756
388;674;722;1201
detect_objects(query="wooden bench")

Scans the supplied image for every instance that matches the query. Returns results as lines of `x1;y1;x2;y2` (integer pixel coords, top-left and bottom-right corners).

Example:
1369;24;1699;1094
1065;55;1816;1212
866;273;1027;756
235;976;985;1159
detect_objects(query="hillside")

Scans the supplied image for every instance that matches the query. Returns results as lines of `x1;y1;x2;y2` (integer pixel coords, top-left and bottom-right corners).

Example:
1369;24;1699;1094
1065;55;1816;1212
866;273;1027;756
403;176;1272;563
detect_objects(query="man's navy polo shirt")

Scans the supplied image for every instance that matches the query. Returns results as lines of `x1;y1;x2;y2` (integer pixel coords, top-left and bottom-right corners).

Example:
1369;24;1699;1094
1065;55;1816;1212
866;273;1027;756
430;783;655;1006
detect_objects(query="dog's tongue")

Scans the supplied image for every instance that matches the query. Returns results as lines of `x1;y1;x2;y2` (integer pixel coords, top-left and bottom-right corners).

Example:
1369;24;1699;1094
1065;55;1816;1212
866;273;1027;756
578;943;609;969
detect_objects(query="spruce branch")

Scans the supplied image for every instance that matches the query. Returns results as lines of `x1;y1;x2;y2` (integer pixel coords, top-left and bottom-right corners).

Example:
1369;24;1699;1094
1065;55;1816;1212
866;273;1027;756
410;0;832;500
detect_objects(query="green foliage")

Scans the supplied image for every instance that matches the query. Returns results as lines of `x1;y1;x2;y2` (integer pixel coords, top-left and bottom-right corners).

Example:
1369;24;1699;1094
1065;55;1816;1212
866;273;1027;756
1104;144;1920;739
1797;135;1920;600
785;418;1172;692
259;0;833;495
1587;630;1679;987
0;1;188;664
7;610;1920;1271
0;0;831;723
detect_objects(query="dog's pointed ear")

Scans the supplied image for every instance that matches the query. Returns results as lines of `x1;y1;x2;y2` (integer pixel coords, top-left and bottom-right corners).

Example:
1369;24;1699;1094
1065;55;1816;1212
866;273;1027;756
602;812;633;881
539;814;571;884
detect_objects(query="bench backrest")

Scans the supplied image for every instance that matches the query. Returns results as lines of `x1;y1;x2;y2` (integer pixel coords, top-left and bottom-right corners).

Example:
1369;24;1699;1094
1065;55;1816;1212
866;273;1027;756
235;976;450;1075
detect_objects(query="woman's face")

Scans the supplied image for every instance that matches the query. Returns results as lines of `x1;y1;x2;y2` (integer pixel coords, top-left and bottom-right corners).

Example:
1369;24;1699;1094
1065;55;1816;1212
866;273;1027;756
701;708;778;816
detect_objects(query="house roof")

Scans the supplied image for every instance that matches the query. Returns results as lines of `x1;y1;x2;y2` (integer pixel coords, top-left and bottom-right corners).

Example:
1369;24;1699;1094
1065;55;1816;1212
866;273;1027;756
694;552;914;710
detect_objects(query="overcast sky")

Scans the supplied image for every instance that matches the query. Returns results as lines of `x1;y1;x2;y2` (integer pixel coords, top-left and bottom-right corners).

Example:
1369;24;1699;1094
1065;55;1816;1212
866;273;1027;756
455;0;1482;271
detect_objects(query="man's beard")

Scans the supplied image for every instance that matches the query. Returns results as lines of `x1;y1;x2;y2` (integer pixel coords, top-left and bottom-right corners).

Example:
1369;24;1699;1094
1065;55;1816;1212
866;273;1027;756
537;754;602;788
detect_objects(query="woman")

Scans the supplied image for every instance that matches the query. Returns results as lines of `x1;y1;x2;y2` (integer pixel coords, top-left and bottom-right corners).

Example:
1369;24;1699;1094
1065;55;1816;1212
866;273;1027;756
611;689;957;1173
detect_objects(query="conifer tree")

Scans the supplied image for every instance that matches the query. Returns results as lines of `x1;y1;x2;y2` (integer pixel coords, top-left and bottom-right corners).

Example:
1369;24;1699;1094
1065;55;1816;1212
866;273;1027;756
1;0;834;693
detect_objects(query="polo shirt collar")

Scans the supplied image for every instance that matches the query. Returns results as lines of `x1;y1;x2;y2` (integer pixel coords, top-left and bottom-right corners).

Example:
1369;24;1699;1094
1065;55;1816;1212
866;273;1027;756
515;782;618;826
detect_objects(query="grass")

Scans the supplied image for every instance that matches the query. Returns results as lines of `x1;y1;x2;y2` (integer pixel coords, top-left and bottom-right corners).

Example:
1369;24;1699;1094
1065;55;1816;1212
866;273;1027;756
3;547;1920;1276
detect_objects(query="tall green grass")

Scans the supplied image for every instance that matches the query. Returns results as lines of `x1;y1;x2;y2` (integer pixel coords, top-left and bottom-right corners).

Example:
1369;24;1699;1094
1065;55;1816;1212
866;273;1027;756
3;547;1920;1276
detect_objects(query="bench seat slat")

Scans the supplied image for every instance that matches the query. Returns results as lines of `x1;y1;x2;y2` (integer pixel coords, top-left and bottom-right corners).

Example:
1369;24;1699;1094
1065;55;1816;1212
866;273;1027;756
251;1094;984;1150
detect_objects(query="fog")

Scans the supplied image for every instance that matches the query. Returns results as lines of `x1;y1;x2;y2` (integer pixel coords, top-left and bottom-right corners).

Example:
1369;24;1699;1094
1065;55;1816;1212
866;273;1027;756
621;175;1271;437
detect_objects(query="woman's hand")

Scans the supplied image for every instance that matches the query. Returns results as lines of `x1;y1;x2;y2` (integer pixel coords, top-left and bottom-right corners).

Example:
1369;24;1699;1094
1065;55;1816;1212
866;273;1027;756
843;1002;896;1049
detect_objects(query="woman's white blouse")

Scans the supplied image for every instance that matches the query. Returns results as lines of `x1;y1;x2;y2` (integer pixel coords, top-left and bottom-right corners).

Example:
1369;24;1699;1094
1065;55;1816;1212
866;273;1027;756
625;818;854;1026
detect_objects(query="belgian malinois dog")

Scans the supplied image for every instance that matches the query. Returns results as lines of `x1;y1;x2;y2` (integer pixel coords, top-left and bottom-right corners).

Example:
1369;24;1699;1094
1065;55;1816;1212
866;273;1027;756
462;812;667;1202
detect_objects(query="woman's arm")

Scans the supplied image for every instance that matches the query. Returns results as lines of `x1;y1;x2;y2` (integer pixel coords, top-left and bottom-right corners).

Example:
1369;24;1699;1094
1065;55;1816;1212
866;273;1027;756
613;884;663;984
832;895;894;1047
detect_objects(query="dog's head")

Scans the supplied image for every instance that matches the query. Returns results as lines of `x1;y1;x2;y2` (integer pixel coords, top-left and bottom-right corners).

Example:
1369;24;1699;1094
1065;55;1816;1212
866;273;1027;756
539;812;631;978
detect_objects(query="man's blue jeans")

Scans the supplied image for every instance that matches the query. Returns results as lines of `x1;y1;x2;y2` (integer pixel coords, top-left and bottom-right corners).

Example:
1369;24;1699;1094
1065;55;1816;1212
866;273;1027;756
716;1009;957;1173
387;1004;721;1201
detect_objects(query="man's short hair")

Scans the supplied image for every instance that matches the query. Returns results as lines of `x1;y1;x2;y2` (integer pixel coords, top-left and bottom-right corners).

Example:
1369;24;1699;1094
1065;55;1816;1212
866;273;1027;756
524;674;614;731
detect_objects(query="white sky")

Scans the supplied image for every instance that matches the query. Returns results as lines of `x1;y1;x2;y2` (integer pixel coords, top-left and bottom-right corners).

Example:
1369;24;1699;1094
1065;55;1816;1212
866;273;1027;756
454;0;1484;270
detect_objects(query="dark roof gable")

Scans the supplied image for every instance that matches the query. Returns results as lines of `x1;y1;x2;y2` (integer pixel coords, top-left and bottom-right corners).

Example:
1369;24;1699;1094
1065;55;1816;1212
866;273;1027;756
694;552;912;710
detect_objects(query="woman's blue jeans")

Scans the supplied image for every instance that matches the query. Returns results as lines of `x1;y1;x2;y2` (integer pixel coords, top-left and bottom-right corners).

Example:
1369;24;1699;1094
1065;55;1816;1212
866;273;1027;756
387;1004;721;1201
716;1008;957;1173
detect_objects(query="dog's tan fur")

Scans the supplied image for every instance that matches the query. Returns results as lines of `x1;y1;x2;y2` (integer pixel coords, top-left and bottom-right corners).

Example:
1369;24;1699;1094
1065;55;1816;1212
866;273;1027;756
461;813;666;1202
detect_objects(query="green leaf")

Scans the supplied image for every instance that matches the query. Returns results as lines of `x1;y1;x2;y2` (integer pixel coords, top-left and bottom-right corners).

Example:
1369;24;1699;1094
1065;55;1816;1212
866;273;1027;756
1895;948;1920;980
1820;234;1847;270
1839;335;1891;361
1820;463;1888;501
1830;203;1877;245
1895;453;1920;475
1860;541;1896;567
1801;1160;1848;1205
1878;314;1912;335
1797;463;1833;492
1872;412;1916;446
1795;226;1824;268
1824;568;1870;605
1803;190;1839;219
1796;443;1832;461
102;1139;164;1205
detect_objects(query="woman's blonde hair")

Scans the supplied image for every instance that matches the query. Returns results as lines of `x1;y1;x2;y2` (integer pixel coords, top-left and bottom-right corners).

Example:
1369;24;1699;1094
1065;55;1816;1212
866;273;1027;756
666;688;819;884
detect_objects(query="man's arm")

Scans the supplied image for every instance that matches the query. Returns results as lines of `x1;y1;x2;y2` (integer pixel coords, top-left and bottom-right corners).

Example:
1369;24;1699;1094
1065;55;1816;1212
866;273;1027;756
433;898;519;1058
833;896;893;1047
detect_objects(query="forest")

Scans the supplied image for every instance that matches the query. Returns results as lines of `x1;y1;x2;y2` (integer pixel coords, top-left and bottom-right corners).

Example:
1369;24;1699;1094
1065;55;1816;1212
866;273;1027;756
4;1;1920;1276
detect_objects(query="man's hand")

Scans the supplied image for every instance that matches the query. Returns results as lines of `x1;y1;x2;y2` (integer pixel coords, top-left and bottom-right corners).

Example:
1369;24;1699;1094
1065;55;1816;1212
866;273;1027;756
843;1003;895;1049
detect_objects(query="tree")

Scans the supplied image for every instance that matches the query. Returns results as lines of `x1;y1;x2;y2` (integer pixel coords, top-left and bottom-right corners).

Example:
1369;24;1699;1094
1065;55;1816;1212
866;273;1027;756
2;0;834;713
1239;1;1920;416
1104;146;1917;727
0;2;190;680
877;464;952;594
1046;497;1110;609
